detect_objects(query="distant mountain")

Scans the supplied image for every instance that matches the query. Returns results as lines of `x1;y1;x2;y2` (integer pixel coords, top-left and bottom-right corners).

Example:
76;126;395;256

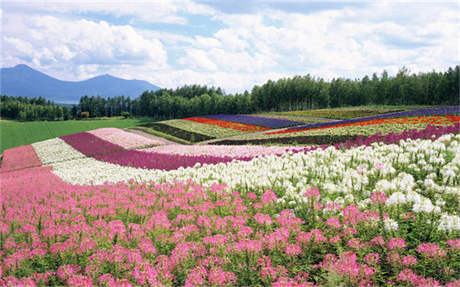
0;64;160;104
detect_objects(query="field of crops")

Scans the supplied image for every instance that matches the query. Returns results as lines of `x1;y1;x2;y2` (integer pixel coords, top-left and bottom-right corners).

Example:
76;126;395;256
1;106;460;286
0;118;150;153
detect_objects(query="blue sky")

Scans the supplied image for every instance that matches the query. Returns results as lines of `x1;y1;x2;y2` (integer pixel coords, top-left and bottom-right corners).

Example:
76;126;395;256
1;0;458;93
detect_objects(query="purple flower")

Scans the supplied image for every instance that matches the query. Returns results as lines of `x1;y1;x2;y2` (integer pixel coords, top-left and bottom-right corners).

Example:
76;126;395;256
203;114;303;128
289;106;460;130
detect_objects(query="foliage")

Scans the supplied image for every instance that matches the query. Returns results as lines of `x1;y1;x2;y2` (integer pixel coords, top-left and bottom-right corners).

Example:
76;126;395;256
121;112;130;119
130;66;459;119
139;123;214;143
0;95;69;121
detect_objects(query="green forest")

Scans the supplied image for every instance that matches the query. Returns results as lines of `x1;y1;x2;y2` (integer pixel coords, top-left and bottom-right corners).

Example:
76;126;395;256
2;66;458;121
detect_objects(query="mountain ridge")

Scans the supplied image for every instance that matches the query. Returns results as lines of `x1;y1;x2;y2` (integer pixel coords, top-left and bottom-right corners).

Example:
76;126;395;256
0;64;160;104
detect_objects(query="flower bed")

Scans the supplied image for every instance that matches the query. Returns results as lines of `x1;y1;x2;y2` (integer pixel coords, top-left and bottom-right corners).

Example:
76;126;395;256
270;115;460;135
1;134;459;286
283;106;460;132
201;114;303;128
139;123;215;143
142;145;306;157
183;117;269;132
61;132;125;156
162;119;246;138
87;128;166;149
282;107;408;119
0;145;42;172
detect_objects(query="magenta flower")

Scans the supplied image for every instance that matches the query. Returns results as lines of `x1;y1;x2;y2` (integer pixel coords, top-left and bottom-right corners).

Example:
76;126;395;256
364;253;380;265
402;255;417;266
285;243;302;256
304;187;320;198
254;213;273;225
388;238;407;250
261;190;278;204
371;191;387;204
416;243;446;258
326;217;342;229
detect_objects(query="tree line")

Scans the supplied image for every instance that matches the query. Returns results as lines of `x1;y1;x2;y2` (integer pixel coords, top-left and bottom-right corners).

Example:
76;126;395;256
131;66;459;118
0;95;71;121
1;66;458;121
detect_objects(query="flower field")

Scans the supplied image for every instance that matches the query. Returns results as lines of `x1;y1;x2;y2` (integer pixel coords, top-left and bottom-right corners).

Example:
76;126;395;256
200;114;303;129
183;117;270;132
278;106;425;120
160;120;246;138
1;107;460;286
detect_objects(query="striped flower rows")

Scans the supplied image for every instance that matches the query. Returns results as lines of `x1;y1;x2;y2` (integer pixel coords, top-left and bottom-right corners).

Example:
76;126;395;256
201;114;304;128
284;106;460;132
268;115;460;135
183;117;270;132
1;132;459;286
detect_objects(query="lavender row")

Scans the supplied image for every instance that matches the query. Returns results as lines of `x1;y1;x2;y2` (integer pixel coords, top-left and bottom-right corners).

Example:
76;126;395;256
202;114;304;128
289;106;460;130
60;132;125;156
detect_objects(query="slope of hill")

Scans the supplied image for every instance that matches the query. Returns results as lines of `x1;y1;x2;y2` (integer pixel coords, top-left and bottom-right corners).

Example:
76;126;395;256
0;64;160;104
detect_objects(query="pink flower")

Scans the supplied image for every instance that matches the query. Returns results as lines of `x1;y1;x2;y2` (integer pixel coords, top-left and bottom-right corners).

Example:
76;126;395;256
57;265;79;280
208;267;236;286
370;236;385;247
326;217;342;229
364;253;380;265
67;274;94;287
416;243;446;258
254;213;272;225
388;238;407;250
344;228;358;237
402;255;417;266
447;239;460;250
246;192;257;201
347;238;362;249
371;191;386;204
285;243;302;256
304;187;320;198
261;190;278;204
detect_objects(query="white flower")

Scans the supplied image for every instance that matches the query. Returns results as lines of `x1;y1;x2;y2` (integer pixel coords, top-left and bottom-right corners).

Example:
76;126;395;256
384;218;399;231
438;214;460;231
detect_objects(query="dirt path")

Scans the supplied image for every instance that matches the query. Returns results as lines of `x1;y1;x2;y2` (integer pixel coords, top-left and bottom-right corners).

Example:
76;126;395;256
124;128;178;145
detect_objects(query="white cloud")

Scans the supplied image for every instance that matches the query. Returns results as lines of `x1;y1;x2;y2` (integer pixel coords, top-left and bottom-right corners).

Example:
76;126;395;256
3;0;216;24
2;14;168;79
1;0;458;93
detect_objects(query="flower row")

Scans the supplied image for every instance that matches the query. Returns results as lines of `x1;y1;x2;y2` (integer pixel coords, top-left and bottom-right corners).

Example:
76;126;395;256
87;128;166;148
0;145;42;172
1;138;459;286
285;106;460;131
183;117;269;132
201;114;304;128
269;115;460;135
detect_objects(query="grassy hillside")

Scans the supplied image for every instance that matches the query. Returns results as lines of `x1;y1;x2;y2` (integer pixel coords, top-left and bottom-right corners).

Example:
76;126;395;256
0;118;152;153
